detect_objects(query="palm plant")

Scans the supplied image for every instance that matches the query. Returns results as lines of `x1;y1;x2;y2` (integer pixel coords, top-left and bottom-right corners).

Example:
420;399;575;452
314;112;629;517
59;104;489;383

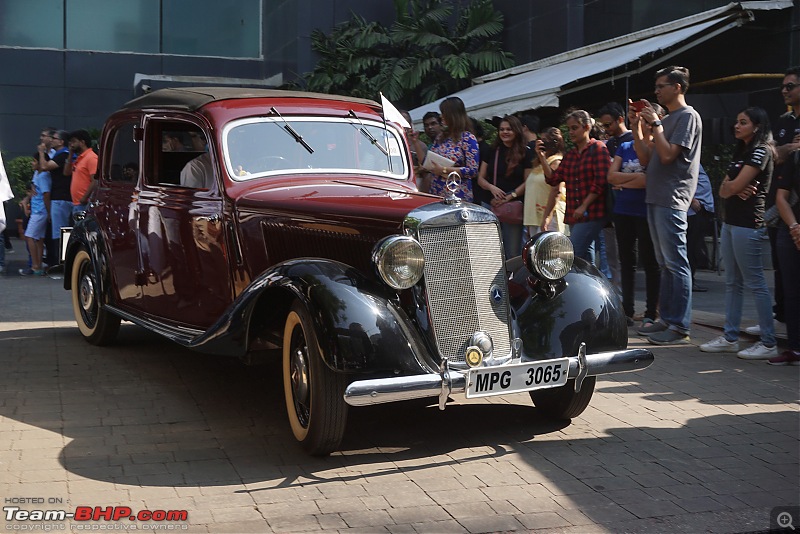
304;15;392;100
392;0;513;104
302;0;514;106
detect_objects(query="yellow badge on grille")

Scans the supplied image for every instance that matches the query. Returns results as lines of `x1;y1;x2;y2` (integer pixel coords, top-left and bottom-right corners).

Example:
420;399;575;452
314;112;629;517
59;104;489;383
465;346;484;368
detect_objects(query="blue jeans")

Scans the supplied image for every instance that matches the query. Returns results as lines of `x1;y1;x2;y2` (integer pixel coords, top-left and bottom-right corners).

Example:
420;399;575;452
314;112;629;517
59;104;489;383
51;200;73;238
570;219;605;265
777;225;800;351
594;231;612;278
647;205;691;334
719;224;775;346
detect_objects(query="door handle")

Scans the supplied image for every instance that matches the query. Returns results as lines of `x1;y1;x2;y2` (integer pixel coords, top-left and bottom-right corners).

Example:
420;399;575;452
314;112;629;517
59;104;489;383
196;213;221;223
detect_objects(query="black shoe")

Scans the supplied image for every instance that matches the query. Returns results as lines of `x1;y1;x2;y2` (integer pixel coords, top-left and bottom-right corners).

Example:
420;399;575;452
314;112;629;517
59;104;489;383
692;285;708;292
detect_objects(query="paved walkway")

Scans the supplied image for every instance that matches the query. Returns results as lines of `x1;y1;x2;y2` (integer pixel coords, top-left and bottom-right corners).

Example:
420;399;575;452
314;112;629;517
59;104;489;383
0;246;797;533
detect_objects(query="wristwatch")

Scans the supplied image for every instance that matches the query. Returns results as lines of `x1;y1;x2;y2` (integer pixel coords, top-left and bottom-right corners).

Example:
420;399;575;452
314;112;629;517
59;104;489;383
510;191;518;199
652;120;663;127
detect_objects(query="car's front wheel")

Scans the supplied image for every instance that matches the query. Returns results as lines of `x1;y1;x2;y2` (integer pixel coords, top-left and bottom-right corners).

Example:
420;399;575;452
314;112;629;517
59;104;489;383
282;300;348;455
529;376;596;420
71;248;120;345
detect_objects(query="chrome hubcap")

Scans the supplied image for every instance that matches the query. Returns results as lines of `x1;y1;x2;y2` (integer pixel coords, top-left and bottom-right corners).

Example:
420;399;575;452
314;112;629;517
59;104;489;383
79;273;95;313
290;343;310;426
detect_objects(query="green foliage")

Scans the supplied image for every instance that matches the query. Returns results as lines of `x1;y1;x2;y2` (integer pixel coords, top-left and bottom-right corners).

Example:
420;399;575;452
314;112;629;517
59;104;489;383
701;143;734;217
3;154;34;200
302;0;514;107
700;144;734;193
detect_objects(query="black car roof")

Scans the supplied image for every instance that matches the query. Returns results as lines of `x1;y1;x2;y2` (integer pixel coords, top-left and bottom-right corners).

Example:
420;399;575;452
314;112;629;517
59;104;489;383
120;87;380;112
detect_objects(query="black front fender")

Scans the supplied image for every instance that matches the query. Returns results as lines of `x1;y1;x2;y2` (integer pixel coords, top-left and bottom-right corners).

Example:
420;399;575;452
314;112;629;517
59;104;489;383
511;258;627;360
63;217;112;299
194;259;436;375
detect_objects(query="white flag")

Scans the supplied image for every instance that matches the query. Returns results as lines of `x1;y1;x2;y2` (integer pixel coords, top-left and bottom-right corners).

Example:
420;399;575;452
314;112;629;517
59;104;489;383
0;152;14;233
380;93;410;129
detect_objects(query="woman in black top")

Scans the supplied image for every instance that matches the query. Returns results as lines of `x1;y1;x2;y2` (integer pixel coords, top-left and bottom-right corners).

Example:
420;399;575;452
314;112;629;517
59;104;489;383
476;115;533;259
700;107;777;359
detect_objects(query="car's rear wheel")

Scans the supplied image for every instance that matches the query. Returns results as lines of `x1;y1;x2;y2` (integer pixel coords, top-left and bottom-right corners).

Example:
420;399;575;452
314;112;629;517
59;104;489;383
529;376;596;420
71;248;120;345
282;300;348;455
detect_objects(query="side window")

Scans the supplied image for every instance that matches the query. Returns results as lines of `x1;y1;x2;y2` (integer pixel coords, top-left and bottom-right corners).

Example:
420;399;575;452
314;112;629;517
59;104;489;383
150;122;212;189
107;122;139;183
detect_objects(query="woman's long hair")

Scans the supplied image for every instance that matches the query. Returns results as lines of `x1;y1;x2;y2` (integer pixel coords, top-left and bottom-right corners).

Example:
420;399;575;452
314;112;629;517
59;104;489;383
492;115;527;176
439;97;472;143
733;106;775;160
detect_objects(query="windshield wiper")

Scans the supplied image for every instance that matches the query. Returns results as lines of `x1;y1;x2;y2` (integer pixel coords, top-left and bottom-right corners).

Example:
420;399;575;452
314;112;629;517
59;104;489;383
347;110;389;157
269;107;314;154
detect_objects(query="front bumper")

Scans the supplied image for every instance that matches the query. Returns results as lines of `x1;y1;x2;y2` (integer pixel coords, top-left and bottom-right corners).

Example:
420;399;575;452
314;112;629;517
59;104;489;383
343;344;653;409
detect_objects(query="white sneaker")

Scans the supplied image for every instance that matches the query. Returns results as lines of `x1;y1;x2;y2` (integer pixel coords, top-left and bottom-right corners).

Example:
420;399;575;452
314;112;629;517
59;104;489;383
700;336;739;353
744;325;761;336
737;342;778;360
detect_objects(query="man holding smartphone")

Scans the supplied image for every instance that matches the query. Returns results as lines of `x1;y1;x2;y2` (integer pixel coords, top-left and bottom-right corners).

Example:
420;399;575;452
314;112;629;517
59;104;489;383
634;66;702;346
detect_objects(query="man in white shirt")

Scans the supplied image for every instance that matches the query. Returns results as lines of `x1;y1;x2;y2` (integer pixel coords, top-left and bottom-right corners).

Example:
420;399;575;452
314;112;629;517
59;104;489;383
180;131;214;189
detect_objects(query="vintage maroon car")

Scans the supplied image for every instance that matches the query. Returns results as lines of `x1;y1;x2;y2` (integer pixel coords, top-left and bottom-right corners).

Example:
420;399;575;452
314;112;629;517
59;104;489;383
64;87;653;455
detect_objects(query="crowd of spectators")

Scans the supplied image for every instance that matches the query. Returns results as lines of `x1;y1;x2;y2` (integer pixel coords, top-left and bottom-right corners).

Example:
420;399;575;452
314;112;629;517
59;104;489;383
415;65;800;365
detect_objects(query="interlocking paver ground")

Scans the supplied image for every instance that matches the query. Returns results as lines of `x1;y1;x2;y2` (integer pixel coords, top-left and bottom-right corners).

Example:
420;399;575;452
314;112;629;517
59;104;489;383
0;250;797;533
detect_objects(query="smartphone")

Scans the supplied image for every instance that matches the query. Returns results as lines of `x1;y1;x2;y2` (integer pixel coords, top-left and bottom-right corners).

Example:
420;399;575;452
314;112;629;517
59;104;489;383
629;100;648;113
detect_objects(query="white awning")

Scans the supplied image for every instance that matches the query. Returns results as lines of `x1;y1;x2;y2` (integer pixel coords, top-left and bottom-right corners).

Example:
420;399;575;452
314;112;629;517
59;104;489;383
409;1;792;122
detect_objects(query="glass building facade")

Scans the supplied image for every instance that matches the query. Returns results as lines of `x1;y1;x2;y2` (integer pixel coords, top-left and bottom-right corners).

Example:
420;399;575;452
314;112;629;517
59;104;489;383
0;0;261;58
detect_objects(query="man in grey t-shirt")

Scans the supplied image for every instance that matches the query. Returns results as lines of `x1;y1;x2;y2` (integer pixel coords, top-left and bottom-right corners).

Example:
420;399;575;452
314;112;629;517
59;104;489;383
635;66;702;345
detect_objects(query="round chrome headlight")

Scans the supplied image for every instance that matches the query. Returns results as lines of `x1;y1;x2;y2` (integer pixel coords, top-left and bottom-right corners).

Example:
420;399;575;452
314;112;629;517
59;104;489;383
372;235;425;290
524;231;574;280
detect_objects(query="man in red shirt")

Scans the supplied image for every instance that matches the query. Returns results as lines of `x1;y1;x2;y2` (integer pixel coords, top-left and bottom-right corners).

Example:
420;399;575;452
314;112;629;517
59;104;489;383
64;129;97;222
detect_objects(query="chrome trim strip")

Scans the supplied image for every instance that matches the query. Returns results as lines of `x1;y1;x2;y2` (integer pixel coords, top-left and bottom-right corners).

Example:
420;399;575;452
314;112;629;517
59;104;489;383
105;305;204;345
343;348;654;407
403;201;496;231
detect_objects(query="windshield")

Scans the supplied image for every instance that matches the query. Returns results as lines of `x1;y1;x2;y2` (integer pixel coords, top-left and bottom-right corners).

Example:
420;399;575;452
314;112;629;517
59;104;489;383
223;117;408;180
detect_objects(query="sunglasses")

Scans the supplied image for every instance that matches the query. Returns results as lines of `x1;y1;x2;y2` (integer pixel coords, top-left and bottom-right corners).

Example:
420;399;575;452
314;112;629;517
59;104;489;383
781;83;798;92
654;83;676;90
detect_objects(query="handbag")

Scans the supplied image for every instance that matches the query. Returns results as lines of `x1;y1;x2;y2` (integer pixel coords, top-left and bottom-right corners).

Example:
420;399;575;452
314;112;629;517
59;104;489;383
490;148;523;224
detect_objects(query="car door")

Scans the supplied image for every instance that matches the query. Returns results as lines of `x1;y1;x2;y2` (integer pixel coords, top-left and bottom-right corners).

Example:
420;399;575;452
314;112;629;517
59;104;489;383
94;116;142;308
136;115;234;328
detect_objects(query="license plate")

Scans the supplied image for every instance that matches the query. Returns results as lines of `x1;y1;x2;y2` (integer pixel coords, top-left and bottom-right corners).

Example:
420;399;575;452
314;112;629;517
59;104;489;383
466;358;570;398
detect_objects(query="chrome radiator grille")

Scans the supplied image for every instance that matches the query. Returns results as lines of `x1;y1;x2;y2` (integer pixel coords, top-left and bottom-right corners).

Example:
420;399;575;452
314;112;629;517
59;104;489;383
417;222;511;365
